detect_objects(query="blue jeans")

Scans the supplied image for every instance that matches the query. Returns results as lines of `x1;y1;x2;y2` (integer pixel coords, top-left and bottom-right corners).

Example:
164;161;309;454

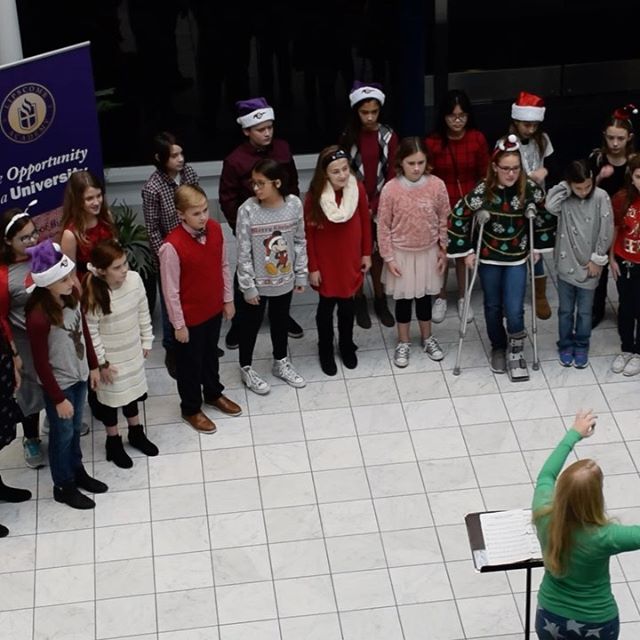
478;262;527;349
535;607;619;639
44;381;87;487
557;279;595;351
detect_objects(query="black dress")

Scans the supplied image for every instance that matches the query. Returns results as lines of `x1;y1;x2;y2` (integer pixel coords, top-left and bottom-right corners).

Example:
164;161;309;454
0;330;20;449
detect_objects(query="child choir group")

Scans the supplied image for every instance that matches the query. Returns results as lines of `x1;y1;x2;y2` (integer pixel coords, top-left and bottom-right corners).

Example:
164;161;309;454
0;82;639;537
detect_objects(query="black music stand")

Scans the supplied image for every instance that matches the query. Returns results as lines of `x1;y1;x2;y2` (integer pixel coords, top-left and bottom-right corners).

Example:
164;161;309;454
465;511;544;640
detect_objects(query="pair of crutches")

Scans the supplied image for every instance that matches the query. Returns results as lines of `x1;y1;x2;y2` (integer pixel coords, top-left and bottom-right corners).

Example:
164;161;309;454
452;205;540;375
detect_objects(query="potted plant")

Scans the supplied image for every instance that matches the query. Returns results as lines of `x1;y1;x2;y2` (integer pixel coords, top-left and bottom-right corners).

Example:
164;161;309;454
110;200;157;314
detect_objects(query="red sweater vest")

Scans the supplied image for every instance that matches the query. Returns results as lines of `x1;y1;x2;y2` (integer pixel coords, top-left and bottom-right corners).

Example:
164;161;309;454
165;220;224;326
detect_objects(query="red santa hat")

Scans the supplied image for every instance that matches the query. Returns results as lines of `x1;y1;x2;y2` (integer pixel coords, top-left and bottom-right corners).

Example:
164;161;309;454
493;134;521;158
511;91;546;122
613;104;638;120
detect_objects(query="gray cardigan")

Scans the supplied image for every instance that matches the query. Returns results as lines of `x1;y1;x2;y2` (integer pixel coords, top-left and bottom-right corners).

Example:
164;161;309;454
545;181;613;289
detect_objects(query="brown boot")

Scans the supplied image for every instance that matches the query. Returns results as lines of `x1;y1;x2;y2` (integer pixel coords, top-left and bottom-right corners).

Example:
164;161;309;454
534;275;551;320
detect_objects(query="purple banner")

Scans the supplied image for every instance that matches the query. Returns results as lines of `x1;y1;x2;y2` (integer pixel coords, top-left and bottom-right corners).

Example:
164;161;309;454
0;42;102;239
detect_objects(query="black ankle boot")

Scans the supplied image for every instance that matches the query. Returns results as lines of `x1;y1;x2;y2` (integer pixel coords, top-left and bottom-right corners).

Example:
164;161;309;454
53;484;95;510
373;296;395;328
128;425;159;457
106;435;133;469
75;467;108;494
318;343;337;376
0;476;32;503
0;523;8;537
339;342;359;369
354;294;371;329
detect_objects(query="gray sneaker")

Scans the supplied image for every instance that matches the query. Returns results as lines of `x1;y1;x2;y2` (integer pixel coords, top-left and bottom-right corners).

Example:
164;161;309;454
612;352;633;374
393;342;411;368
272;357;306;388
490;348;507;374
23;437;45;469
240;365;271;395
423;336;444;361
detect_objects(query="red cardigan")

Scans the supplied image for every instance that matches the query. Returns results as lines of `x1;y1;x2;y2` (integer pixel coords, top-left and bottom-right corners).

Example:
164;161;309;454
304;181;371;298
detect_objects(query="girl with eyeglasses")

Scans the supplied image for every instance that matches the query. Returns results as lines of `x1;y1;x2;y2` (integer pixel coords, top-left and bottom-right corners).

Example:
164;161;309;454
235;159;308;395
448;135;545;375
508;91;557;322
305;146;372;375
426;89;490;324
0;208;46;469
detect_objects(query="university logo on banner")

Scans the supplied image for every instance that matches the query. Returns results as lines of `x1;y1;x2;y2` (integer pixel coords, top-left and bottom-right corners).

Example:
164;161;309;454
0;42;103;239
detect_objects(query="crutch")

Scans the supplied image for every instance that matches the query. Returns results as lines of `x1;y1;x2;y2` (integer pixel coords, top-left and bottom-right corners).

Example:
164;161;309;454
453;209;490;376
525;203;540;371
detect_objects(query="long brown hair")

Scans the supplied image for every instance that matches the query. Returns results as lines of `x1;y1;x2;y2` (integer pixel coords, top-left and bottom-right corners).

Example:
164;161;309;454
1;207;34;265
509;121;548;157
394;136;432;176
25;286;79;327
599;115;635;159
534;459;608;577
81;239;126;316
61;171;114;244
306;145;352;226
485;145;527;207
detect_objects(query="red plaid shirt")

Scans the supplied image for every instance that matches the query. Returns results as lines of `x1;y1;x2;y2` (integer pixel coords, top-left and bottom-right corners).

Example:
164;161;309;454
425;129;490;207
142;165;199;255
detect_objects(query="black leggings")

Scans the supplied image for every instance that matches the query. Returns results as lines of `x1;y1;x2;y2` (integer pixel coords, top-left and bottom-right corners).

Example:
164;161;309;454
22;413;39;439
395;296;432;323
316;295;355;349
239;290;293;367
92;397;141;428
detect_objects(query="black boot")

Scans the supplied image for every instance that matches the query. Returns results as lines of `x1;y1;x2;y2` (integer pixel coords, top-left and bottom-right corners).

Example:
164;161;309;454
354;294;372;329
53;484;95;510
128;425;159;457
0;523;8;537
75;467;108;494
318;342;337;376
106;435;133;469
0;476;32;503
339;341;359;369
373;296;395;328
164;348;177;379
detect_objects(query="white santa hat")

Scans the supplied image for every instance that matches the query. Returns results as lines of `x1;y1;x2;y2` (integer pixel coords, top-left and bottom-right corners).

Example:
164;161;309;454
235;97;275;129
349;81;386;108
511;91;546;122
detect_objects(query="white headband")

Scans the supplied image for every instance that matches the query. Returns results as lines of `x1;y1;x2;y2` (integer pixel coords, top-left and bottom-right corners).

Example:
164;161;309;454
236;107;275;129
4;212;31;235
349;86;385;108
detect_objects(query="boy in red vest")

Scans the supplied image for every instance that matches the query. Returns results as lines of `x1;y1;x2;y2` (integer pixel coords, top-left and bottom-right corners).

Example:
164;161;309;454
159;185;242;433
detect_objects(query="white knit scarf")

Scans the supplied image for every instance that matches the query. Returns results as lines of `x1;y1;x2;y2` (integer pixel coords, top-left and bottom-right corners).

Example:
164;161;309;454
320;174;359;223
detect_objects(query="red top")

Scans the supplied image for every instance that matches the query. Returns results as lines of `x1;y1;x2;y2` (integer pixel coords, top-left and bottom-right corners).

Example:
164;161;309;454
612;191;640;263
164;220;225;326
65;219;115;274
425;129;490;207
304;181;371;298
358;128;399;214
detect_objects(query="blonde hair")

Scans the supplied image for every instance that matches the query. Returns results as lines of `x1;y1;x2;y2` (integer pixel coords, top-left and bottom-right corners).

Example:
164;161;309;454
534;459;608;576
175;184;208;213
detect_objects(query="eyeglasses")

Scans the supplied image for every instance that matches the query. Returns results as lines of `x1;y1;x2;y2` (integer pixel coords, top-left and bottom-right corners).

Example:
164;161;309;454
496;165;521;174
446;113;468;122
251;180;276;189
17;229;40;244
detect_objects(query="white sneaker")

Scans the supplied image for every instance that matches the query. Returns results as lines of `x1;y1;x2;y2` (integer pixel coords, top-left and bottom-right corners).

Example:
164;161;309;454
240;365;271;395
393;342;411;368
623;354;640;377
432;298;447;323
272;357;306;388
423;336;444;361
457;298;473;322
611;352;633;374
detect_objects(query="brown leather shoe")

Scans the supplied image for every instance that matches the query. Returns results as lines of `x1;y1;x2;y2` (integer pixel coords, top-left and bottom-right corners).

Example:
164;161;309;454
182;411;217;434
204;394;242;417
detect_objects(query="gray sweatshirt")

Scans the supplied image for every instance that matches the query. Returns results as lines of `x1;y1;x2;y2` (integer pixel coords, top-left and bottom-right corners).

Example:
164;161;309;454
236;195;308;301
545;181;613;289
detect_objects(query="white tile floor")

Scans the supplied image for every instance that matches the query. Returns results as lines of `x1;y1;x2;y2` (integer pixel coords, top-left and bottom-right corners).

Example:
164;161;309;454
3;255;640;639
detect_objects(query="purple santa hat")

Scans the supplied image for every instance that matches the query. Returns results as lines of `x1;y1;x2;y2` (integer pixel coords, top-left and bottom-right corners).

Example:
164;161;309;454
24;239;75;291
235;97;275;129
349;81;386;108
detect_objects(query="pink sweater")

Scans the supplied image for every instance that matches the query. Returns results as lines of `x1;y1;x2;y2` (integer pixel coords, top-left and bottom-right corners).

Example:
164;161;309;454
377;175;450;262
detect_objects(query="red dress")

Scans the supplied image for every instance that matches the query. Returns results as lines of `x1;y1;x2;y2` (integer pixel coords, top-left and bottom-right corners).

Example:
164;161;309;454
304;181;372;298
65;220;115;275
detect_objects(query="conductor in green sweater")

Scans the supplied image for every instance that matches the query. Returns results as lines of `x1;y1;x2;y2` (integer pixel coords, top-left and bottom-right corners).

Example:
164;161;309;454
532;409;640;639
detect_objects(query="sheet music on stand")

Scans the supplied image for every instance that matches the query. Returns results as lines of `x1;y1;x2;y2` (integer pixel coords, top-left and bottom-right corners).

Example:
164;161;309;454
479;509;542;566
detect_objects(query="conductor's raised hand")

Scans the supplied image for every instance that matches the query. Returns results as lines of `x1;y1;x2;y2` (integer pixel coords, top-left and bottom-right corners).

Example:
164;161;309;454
573;409;597;438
